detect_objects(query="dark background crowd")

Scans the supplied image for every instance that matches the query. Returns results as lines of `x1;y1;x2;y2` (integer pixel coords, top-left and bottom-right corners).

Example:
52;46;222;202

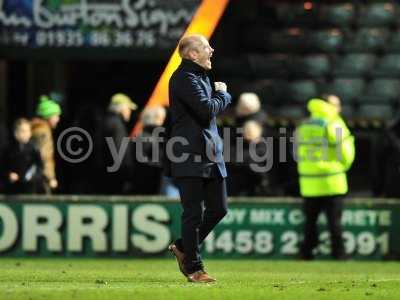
1;89;400;198
2;0;400;197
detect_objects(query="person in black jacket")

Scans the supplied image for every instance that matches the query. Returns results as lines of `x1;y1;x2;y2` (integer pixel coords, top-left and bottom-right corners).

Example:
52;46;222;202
374;116;400;197
235;92;267;126
228;120;271;196
0;122;8;193
99;93;137;194
3;118;44;194
167;34;231;283
131;106;167;194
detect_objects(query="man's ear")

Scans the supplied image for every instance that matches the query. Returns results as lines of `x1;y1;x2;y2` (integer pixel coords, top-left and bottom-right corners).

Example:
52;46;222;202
188;49;198;61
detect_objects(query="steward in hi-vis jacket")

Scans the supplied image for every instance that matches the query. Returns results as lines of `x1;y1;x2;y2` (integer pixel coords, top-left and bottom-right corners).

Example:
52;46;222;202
296;97;355;260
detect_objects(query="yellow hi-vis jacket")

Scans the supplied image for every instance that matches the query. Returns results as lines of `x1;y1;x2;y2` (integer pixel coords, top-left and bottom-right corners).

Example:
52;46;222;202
296;99;355;197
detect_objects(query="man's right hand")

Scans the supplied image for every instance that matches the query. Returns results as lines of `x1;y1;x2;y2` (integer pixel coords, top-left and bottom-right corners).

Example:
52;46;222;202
214;82;227;92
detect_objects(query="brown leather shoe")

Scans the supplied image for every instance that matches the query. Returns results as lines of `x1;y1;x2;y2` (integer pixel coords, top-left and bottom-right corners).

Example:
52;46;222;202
168;243;187;277
187;270;216;283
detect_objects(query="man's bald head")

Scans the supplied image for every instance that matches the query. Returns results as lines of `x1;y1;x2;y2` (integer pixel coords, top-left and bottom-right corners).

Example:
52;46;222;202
177;34;214;70
178;34;205;59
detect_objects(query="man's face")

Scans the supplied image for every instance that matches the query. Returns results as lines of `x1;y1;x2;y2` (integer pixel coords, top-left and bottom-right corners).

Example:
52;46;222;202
48;115;60;129
121;105;132;122
327;95;341;113
243;121;262;142
193;37;214;70
15;123;31;144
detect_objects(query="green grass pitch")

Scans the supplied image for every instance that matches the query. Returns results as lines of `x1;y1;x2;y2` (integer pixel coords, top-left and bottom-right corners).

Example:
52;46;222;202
0;259;399;300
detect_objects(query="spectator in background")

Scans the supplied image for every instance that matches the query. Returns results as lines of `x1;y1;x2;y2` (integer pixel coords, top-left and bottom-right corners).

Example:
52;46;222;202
99;93;137;194
235;92;267;126
0;122;8;192
322;94;342;113
132;106;168;194
3;119;43;194
66;104;105;194
142;106;167;132
0;122;7;153
31;95;61;194
296;98;355;260
227;120;270;196
159;108;180;198
225;92;279;196
374;115;400;197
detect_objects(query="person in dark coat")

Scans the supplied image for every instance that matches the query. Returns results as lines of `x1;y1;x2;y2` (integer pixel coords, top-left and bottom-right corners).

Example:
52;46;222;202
99;93;137;194
374;115;400;197
227;120;271;196
3;118;44;194
0;122;7;154
0;122;8;193
234;92;267;126
64;105;105;194
131;106;167;194
167;34;231;283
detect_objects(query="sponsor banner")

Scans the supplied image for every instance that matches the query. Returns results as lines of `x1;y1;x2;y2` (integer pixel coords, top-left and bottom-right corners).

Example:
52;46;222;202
0;196;399;259
0;0;199;51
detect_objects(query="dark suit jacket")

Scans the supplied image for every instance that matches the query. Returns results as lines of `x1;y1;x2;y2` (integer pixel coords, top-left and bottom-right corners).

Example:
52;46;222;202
168;59;231;178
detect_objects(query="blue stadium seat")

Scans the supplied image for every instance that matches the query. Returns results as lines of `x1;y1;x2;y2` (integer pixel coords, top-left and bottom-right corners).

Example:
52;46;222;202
289;54;330;78
309;29;343;53
358;104;394;119
287;80;318;103
372;54;400;77
322;78;365;104
247;54;289;78
275;105;306;120
318;3;355;27
358;3;396;27
342;28;389;53
241;27;307;52
362;79;400;104
267;28;307;52
275;2;317;26
386;31;400;52
248;79;289;104
332;54;376;77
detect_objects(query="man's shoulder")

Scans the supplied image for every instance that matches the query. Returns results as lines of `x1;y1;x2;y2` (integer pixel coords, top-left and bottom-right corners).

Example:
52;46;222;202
170;68;201;94
171;67;198;81
104;112;124;128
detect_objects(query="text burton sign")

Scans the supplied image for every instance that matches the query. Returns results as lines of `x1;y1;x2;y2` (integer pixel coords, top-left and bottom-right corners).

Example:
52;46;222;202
0;0;199;59
0;195;399;259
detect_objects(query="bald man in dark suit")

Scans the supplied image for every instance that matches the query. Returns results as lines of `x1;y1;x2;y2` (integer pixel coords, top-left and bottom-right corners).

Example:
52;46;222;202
167;34;231;283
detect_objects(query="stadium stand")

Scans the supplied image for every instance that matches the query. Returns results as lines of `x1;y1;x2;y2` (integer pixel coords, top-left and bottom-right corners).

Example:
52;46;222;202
211;0;400;195
213;0;400;127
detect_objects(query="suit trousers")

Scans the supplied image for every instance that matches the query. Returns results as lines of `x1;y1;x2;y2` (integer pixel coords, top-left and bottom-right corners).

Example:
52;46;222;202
175;176;228;274
301;195;345;259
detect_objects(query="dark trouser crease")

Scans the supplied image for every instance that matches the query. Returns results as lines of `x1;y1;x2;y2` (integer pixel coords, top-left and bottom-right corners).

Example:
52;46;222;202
175;176;228;274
